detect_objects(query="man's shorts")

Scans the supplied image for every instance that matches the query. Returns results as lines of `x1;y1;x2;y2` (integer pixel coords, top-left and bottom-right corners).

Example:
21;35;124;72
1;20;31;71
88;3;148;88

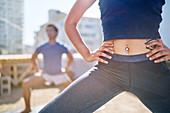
35;72;70;86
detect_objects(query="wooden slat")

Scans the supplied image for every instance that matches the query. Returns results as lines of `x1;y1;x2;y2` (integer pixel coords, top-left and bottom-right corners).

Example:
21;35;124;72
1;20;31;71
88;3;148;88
0;54;36;86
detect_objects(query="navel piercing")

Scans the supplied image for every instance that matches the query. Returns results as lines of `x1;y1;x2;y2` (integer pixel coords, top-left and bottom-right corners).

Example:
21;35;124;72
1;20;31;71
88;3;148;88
125;45;129;55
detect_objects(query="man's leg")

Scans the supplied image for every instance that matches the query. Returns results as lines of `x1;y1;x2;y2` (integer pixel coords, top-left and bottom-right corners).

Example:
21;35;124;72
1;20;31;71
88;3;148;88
61;78;72;88
52;73;72;89
21;74;46;113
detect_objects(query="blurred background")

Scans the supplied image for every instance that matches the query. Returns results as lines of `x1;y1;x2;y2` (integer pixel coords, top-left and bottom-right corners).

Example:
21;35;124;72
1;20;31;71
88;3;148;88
0;0;169;113
0;0;169;55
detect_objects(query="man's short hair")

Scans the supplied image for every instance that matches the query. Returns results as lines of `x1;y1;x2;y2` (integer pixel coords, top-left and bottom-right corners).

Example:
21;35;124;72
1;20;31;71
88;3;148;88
47;24;58;32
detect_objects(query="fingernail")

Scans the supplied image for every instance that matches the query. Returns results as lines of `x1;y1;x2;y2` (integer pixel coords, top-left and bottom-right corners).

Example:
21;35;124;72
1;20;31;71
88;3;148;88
109;56;112;59
149;58;152;60
147;45;149;47
146;54;149;57
112;51;114;54
154;60;157;63
106;61;108;64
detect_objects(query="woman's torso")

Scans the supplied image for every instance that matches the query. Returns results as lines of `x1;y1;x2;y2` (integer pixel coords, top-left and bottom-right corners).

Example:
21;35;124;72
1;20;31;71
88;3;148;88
99;0;165;55
103;39;150;55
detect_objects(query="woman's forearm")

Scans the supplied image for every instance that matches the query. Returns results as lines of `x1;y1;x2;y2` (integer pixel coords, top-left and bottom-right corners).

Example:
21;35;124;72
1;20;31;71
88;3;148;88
64;0;96;60
65;22;90;59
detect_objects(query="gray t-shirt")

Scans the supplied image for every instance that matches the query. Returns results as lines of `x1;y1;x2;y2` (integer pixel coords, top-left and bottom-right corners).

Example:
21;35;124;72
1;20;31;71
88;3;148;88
35;42;69;75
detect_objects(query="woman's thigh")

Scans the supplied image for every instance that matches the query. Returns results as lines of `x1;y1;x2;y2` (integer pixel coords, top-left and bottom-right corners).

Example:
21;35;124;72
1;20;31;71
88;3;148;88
39;67;123;113
130;61;170;113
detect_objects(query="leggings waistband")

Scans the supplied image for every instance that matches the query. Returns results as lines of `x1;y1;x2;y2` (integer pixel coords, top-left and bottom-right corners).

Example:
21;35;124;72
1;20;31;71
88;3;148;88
110;53;149;62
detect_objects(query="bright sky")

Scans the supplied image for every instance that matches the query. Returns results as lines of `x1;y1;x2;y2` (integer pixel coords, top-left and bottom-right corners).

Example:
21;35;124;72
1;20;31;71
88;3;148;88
23;0;170;47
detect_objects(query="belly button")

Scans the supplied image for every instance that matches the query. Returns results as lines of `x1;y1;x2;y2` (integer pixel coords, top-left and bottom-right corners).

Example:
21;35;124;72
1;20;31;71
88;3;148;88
125;45;129;55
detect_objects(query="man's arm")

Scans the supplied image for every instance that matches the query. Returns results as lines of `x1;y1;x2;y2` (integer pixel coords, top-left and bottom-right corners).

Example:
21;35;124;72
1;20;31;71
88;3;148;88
31;52;39;72
65;52;73;73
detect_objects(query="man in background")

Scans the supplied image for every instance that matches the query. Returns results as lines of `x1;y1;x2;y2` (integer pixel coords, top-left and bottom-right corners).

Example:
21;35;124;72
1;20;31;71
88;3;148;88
21;24;73;113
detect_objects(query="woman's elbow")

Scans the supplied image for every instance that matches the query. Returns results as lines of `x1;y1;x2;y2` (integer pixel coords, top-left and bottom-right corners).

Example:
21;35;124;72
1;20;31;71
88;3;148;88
64;19;70;32
64;19;69;31
64;19;76;32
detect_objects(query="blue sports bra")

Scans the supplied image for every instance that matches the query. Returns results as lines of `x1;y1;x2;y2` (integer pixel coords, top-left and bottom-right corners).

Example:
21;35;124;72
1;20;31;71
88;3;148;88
98;0;165;41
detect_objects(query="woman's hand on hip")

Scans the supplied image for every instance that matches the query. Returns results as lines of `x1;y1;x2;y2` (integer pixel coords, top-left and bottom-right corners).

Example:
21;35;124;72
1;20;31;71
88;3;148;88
146;39;170;63
84;43;114;64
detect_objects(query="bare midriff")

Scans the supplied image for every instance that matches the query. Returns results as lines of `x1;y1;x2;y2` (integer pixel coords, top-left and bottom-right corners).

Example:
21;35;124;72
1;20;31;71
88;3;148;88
103;39;151;55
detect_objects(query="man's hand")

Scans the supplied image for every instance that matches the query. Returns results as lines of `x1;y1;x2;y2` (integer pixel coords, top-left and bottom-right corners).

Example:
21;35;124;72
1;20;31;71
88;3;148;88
146;39;170;63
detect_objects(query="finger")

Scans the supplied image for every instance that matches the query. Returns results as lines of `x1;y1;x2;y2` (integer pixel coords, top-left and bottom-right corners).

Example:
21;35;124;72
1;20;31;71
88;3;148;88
148;51;168;61
96;57;108;64
101;43;114;48
98;47;114;54
158;38;163;43
147;40;164;48
96;52;112;59
154;56;169;63
146;47;164;57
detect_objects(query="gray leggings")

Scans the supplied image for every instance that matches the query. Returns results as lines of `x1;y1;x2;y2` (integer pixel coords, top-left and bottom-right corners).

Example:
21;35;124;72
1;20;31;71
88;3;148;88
39;53;170;113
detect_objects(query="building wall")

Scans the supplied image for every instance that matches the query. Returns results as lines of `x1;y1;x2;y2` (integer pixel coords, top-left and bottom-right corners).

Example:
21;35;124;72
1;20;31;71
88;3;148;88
0;0;24;54
78;17;103;51
34;10;103;53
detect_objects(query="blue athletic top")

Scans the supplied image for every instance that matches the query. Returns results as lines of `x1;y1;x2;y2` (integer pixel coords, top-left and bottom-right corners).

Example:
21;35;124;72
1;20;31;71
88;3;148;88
35;42;69;75
98;0;165;41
